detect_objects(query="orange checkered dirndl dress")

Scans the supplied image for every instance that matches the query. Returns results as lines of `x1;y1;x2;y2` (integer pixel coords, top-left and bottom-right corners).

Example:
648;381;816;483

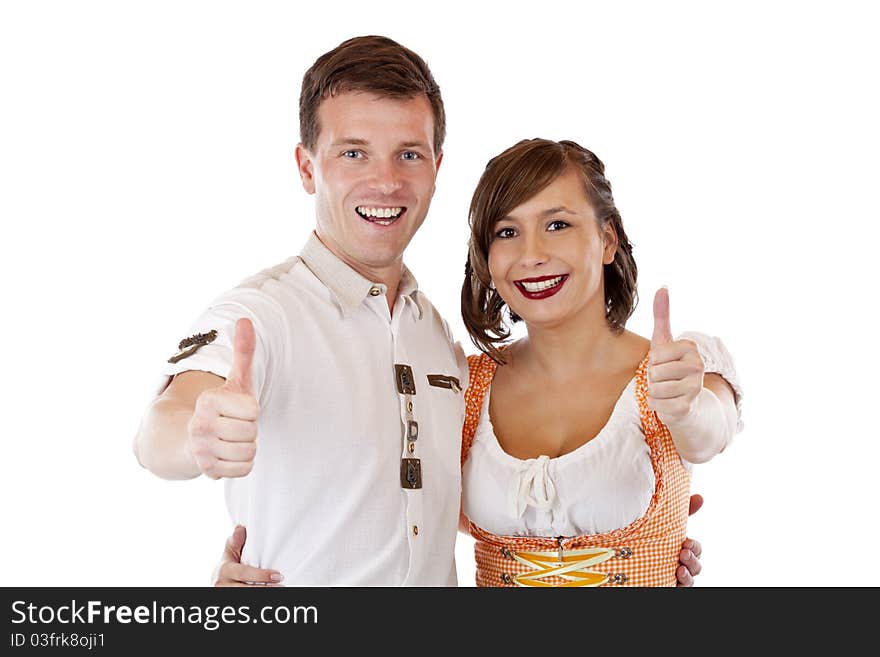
461;352;692;587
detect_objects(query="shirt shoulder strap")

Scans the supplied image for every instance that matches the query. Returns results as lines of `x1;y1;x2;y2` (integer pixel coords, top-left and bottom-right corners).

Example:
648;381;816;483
461;353;496;467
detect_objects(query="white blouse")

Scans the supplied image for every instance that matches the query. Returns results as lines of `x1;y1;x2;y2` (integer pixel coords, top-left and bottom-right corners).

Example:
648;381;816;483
461;332;743;538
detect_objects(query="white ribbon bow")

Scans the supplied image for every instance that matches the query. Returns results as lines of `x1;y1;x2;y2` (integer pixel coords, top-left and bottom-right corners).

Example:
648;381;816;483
508;454;557;518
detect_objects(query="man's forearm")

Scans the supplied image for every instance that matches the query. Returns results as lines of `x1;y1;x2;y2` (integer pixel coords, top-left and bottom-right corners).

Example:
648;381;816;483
134;397;201;480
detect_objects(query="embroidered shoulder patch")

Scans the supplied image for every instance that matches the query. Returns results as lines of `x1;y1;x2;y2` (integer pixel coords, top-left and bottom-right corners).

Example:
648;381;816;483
168;329;218;364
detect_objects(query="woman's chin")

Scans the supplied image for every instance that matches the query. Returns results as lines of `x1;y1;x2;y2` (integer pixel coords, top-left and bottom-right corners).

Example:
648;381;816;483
515;308;571;330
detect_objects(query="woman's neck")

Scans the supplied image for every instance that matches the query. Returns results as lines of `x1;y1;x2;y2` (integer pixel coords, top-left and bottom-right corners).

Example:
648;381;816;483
513;306;622;381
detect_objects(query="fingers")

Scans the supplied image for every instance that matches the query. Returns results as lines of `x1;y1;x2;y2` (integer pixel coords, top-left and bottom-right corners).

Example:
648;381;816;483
647;339;703;422
676;564;694;587
189;387;259;479
216;561;284;587
214;525;283;586
688;494;704;516
228;318;256;393
651;287;672;347
648;356;703;383
189;419;256;462
215;416;258;442
205;388;260;422
223;525;247;561
202;459;254;480
646;380;692;400
646;396;692;420
679;546;702;577
212;440;257;463
675;536;703;587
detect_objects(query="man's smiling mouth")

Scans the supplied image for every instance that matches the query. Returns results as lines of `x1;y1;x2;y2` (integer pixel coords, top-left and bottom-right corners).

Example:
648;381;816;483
356;206;406;226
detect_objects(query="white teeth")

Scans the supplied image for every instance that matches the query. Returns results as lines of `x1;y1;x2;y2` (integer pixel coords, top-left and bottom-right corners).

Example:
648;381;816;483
357;206;403;220
520;276;564;292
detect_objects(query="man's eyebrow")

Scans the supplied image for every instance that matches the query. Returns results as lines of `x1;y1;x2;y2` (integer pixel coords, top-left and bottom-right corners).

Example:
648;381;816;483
400;141;431;150
331;138;369;147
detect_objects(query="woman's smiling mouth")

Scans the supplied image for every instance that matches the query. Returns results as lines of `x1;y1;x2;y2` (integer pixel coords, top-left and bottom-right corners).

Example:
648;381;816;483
513;274;569;300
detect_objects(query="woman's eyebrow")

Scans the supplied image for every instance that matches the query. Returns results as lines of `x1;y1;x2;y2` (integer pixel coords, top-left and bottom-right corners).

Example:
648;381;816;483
539;206;577;216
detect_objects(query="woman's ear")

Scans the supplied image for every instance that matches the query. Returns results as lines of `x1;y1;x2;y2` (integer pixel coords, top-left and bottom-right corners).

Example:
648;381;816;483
602;222;619;265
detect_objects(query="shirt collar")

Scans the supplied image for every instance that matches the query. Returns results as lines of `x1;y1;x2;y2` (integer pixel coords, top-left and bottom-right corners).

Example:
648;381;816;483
299;232;422;318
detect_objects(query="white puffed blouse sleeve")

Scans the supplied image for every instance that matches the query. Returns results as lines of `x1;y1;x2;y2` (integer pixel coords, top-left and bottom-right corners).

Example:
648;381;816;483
677;331;744;433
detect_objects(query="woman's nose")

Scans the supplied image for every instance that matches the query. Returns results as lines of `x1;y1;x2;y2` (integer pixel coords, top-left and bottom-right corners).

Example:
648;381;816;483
520;232;549;267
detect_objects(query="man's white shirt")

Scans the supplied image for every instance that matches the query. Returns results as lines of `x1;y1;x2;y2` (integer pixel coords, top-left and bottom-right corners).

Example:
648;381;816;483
159;233;467;585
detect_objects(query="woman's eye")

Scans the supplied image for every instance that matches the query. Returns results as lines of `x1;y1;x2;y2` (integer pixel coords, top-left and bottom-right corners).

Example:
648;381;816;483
548;220;570;231
495;227;516;239
401;151;420;161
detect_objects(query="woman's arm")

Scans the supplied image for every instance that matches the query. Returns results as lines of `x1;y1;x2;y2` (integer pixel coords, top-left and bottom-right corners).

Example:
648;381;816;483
661;372;737;463
647;288;738;463
213;526;284;587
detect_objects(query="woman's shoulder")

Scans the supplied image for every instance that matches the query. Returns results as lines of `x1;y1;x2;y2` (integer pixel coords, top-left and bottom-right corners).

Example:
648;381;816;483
614;330;651;373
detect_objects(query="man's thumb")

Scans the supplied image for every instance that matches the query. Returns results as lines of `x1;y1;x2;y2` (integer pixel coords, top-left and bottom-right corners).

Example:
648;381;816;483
651;287;673;347
228;318;255;392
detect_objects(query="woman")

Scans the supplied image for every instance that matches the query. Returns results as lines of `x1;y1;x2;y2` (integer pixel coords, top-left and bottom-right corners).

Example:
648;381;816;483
214;138;738;587
458;139;740;586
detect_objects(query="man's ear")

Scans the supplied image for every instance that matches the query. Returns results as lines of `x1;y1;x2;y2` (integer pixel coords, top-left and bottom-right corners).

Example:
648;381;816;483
602;222;619;265
295;144;316;195
435;150;443;173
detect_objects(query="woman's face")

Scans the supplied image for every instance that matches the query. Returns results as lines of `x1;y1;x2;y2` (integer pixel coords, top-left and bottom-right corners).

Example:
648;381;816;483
488;167;617;330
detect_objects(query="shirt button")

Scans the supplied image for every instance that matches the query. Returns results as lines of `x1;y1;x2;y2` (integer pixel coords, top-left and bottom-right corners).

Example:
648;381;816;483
369;286;382;296
412;525;419;536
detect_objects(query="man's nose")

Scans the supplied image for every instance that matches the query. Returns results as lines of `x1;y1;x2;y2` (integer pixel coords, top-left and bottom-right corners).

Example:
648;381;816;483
369;159;403;195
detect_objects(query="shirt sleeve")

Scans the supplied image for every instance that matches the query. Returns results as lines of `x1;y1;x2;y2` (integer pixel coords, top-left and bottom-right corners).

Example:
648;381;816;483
677;331;744;433
155;287;285;404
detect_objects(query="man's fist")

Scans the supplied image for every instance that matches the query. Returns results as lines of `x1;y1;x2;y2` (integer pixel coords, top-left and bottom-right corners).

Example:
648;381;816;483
647;288;705;426
186;318;260;479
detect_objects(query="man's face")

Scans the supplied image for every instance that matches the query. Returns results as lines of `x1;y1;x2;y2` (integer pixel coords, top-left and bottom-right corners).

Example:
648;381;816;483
296;92;442;277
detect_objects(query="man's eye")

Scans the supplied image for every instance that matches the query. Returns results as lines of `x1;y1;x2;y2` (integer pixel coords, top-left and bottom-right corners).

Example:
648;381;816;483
343;150;363;159
401;151;421;161
495;227;516;239
548;220;570;231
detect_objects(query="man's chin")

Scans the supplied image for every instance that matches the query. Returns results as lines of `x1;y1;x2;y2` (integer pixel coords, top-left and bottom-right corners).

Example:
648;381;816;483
342;241;410;275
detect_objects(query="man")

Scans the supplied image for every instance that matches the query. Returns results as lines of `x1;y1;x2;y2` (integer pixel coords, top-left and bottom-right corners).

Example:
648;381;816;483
134;35;703;586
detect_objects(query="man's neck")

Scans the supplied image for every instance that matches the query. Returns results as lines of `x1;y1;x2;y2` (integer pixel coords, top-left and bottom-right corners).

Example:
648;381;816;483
314;232;404;312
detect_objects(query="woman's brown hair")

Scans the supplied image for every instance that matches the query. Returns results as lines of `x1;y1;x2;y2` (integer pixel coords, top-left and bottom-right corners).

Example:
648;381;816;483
461;139;637;363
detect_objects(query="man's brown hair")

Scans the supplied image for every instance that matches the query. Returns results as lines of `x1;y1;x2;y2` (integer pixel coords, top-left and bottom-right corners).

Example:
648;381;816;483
300;35;445;154
461;139;638;363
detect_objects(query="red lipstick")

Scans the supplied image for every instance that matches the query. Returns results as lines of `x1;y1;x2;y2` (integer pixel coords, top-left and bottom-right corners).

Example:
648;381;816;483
513;274;568;300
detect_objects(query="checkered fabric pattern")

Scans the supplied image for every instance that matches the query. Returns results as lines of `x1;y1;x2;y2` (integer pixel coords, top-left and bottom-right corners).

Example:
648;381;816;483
461;352;692;587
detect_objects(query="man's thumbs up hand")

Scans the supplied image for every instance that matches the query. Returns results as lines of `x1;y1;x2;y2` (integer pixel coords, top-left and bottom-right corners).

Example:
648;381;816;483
647;288;705;426
187;318;260;479
227;318;256;394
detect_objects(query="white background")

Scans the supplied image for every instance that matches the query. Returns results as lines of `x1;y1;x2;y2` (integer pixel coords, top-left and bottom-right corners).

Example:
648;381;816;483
1;0;877;586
